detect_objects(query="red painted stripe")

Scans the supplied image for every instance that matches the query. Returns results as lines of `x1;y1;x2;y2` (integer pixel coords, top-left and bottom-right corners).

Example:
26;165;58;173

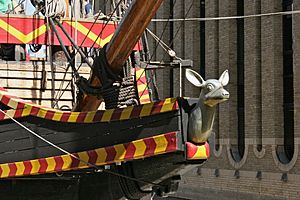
0;166;2;176
93;111;104;122
137;78;147;85
138;90;149;97
111;109;122;121
151;101;164;114
8;163;17;177
205;142;210;158
1;95;10;105
45;111;55;120
0;112;5;120
164;132;178;152
124;143;136;159
54;156;64;171
0;87;7;91
38;158;48;173
70;153;80;168
23;161;32;175
186;142;197;159
87;150;98;165
76;112;88;122
16;103;25;109
172;101;179;110
143;138;156;156
130;106;142;118
105;146;117;163
30;107;40;115
14;109;23;118
60;112;71;122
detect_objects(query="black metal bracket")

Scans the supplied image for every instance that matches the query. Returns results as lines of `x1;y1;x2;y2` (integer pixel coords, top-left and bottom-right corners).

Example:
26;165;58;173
139;59;193;70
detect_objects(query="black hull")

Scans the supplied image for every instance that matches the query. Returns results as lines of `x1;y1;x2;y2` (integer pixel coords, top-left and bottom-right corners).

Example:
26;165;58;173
0;153;202;200
0;110;180;164
0;95;208;199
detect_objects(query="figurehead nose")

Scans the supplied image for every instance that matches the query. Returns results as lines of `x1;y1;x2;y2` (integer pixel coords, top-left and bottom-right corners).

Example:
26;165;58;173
222;90;230;99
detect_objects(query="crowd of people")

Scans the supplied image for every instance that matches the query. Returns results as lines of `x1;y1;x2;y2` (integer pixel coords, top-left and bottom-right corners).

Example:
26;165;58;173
0;0;94;61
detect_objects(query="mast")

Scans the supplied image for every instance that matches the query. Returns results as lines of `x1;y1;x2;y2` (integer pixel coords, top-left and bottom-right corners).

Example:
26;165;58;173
74;0;163;111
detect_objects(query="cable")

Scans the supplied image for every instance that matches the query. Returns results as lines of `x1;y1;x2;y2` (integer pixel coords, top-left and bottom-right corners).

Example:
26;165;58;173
0;108;164;188
53;0;123;105
152;10;300;22
8;0;26;14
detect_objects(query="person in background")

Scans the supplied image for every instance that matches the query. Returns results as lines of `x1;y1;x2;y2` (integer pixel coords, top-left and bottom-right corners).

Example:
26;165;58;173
83;0;92;18
0;0;12;13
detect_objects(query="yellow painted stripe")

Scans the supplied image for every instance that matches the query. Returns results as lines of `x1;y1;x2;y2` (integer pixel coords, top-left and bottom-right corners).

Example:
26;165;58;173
22;106;32;117
7;99;19;109
153;135;168;154
193;146;207;159
0;19;47;43
37;109;47;118
95;148;107;164
160;98;176;112
61;155;72;170
68;112;80;122
52;112;63;121
140;95;151;101
29;160;40;175
84;112;96;123
6;110;16;119
137;84;147;92
114;144;126;161
65;21;113;47
101;109;114;122
46;157;56;172
15;162;25;176
0;164;9;178
135;69;146;78
120;106;134;120
139;103;152;117
78;152;89;168
133;140;146;157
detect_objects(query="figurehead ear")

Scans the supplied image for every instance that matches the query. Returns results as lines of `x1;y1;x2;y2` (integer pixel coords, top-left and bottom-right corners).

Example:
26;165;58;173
219;70;229;86
185;69;205;87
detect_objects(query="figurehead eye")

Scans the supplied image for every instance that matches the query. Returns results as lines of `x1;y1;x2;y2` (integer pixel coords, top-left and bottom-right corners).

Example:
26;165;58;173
207;84;214;92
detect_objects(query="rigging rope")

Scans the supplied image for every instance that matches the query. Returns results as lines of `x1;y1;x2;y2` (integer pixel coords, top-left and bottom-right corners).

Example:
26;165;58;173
53;0;123;105
8;0;26;14
0;108;165;188
152;10;300;22
45;0;66;18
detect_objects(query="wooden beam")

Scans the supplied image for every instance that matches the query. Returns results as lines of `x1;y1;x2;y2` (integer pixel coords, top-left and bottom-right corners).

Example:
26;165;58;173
74;0;163;111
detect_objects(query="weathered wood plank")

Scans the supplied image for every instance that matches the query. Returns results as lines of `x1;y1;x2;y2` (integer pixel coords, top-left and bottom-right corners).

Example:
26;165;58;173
0;79;72;90
0;62;91;74
0;70;90;80
6;89;73;100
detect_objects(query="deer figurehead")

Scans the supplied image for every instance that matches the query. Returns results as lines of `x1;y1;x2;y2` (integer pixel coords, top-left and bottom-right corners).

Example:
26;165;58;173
185;69;230;143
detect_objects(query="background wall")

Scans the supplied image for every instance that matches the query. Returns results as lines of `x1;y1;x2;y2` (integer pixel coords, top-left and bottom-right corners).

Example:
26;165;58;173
148;0;300;199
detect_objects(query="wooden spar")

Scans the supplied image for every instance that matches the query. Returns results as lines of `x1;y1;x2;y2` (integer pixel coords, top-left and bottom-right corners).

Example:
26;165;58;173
74;0;163;111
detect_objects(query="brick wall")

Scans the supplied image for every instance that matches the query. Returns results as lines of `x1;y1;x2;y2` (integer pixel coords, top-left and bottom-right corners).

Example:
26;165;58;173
150;0;300;199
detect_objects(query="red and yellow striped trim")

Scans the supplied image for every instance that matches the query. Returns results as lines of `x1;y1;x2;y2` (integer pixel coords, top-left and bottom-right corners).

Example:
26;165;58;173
133;68;151;104
186;142;210;160
0;15;141;50
0;132;179;178
0;88;178;123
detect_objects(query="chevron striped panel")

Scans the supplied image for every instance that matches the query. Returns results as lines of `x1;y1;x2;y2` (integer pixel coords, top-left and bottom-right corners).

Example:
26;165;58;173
0;132;179;178
0;87;178;123
133;68;151;104
0;16;141;49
